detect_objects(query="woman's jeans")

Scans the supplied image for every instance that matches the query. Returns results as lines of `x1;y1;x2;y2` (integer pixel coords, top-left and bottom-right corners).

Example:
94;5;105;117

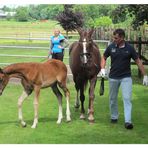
109;77;132;123
52;52;63;61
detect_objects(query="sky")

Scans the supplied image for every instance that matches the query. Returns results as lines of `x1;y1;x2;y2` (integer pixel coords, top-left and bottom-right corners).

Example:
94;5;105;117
0;0;147;5
0;0;147;8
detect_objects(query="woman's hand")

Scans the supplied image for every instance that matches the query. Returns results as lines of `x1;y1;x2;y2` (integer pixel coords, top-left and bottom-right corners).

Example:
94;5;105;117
58;45;63;49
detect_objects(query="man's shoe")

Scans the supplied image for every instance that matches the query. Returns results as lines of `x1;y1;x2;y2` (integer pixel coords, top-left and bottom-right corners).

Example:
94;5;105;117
125;122;133;129
111;119;118;123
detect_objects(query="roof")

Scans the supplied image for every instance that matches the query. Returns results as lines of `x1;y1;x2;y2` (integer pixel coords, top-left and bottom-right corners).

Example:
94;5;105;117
0;10;16;17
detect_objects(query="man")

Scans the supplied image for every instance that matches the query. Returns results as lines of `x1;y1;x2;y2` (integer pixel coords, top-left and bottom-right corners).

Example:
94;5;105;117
100;28;148;129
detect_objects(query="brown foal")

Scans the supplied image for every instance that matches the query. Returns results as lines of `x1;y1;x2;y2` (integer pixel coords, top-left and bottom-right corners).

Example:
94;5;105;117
0;59;71;128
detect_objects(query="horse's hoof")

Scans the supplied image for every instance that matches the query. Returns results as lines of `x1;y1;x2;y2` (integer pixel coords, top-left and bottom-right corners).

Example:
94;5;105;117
88;114;94;121
80;114;85;120
74;104;80;109
89;120;95;124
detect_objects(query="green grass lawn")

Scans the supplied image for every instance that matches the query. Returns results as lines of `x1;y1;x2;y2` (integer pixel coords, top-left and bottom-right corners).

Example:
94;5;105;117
0;20;148;144
0;80;148;144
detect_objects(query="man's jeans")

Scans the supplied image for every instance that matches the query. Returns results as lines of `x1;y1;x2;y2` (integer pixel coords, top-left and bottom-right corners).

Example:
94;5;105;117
109;77;132;123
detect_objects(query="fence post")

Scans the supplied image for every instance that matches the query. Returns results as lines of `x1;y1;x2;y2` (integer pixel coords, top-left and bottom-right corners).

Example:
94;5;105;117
138;36;142;78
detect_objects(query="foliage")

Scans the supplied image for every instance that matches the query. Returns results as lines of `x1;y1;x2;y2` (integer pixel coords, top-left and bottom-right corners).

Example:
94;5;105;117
73;4;117;27
0;5;12;12
94;16;112;27
111;5;148;29
56;5;84;32
14;6;30;22
6;13;12;21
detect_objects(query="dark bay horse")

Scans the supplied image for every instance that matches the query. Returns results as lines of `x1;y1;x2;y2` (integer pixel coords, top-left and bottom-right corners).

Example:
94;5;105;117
69;28;101;122
0;59;71;128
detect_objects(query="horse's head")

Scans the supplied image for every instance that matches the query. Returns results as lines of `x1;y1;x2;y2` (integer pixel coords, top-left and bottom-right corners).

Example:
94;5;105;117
77;28;94;65
0;68;9;96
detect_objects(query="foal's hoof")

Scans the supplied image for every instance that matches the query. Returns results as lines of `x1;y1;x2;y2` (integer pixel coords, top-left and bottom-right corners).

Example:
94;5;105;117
57;120;62;124
21;121;27;128
31;125;37;128
22;123;27;128
67;117;71;122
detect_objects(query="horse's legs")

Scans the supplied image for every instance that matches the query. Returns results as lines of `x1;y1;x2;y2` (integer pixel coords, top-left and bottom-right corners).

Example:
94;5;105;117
74;89;80;108
88;75;97;122
80;85;85;119
31;85;40;128
74;76;80;108
58;81;71;122
51;83;63;124
18;90;28;127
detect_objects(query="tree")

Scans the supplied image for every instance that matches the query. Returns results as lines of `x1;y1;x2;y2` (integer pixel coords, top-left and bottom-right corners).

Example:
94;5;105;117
1;6;11;12
111;4;148;29
28;5;40;20
15;6;29;22
94;16;112;27
73;4;117;27
56;5;84;35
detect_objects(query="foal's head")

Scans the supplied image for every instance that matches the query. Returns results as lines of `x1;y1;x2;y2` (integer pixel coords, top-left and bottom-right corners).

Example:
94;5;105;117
77;28;94;65
0;68;9;95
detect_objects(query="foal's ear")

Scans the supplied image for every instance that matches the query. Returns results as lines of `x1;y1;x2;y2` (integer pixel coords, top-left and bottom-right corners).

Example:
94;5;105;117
0;68;4;74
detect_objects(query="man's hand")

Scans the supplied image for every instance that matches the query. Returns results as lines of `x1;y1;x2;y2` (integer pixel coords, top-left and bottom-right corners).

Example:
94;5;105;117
143;75;148;86
100;68;106;78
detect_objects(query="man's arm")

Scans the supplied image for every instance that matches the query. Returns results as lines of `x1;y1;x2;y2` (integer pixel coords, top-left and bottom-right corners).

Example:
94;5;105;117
135;58;148;85
135;58;146;76
101;55;107;69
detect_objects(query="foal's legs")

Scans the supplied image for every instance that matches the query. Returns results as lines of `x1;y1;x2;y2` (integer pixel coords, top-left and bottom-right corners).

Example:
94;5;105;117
58;81;71;122
88;75;97;122
18;91;28;127
51;83;63;124
31;85;40;128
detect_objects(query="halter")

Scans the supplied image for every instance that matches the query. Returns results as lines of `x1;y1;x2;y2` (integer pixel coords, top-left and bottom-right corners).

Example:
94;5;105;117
79;38;92;64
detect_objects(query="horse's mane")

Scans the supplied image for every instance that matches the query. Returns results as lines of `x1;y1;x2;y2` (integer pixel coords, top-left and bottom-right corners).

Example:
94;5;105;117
69;41;79;54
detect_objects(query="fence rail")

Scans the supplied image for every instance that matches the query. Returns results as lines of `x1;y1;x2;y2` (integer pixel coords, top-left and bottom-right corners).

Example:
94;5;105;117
0;37;109;66
0;36;110;43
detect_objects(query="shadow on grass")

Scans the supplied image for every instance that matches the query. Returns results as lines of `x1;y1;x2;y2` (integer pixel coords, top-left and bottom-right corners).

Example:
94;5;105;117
0;117;58;126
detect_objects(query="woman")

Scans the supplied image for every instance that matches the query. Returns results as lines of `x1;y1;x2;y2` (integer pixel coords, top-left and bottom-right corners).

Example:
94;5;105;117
48;29;69;61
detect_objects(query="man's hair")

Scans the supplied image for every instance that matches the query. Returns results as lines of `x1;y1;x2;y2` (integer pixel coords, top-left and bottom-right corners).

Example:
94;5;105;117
113;28;125;38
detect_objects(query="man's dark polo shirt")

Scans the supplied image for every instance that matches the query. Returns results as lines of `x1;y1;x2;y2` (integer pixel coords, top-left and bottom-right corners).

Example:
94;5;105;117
104;42;138;79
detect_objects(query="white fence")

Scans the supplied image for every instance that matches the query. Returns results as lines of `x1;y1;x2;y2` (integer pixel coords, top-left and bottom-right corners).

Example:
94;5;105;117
0;36;110;65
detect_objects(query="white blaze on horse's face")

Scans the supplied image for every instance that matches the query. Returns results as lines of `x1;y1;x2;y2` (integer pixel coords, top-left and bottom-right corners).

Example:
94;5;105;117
82;38;87;64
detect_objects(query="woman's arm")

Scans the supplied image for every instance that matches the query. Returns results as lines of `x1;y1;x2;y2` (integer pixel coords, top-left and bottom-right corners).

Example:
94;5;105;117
60;39;69;49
